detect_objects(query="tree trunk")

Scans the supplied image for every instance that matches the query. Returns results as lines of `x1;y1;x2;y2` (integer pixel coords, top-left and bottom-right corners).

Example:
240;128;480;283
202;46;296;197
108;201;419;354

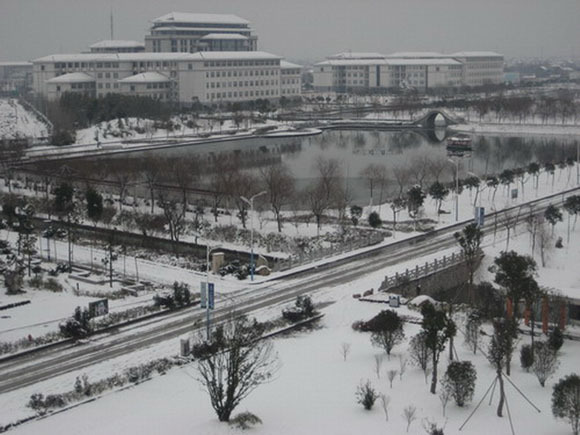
430;352;438;394
496;374;505;417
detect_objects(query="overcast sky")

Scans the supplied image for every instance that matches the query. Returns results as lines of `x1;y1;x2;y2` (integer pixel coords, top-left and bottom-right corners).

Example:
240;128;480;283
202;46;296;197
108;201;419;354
1;0;579;63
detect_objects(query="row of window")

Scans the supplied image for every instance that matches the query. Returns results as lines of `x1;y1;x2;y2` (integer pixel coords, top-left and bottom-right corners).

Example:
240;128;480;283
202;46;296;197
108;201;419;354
281;88;299;95
207;88;278;100
207;79;279;88
146;82;171;89
204;69;278;78
202;60;278;68
281;69;300;75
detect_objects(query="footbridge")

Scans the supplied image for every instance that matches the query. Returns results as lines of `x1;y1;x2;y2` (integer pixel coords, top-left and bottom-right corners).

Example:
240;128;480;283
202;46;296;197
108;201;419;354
412;109;464;129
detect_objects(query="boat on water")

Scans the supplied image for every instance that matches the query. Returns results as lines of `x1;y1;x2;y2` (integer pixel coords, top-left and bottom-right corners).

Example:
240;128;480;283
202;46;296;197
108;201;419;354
446;134;472;152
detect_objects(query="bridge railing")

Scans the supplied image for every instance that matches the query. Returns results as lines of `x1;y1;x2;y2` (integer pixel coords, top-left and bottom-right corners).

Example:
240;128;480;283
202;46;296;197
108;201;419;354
272;232;385;272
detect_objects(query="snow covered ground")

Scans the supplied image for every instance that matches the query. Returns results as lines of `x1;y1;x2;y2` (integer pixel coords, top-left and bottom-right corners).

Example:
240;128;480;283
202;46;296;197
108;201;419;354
0;99;49;140
3;218;579;435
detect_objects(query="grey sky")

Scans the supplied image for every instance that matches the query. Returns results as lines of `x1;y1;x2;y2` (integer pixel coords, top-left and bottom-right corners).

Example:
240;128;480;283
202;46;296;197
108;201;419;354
1;0;579;63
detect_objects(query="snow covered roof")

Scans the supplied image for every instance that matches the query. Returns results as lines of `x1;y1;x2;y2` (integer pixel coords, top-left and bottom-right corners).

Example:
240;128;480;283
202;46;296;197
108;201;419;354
189;51;281;61
0;61;32;67
46;72;95;83
90;40;145;49
385;58;462;66
200;33;248;40
451;51;503;58
152;12;249;26
33;53;195;63
315;59;387;66
386;51;445;58
328;52;385;60
119;72;170;83
280;60;302;69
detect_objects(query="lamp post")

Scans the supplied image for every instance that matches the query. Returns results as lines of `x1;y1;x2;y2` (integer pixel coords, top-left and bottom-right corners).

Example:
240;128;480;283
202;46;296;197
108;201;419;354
576;142;580;186
448;158;459;222
241;191;267;281
205;243;222;341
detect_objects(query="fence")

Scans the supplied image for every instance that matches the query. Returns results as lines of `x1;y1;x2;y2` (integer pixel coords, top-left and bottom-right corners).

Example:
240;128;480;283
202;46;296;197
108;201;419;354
272;232;385;272
379;251;468;292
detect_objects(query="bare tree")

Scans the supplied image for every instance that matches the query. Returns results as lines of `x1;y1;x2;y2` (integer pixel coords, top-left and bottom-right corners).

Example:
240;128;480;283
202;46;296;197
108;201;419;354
536;221;553;267
399;355;408;380
402;405;418;433
439;382;452;417
196;316;279;422
409;154;432;189
393;164;412;197
374;354;383;379
379;394;390;422
387;369;398;388
360;163;387;207
340;342;351;362
260;164;295;232
158;194;186;243
532;341;560;387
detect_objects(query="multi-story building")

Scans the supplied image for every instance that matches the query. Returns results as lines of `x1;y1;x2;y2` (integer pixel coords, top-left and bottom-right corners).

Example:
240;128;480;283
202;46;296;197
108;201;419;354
32;51;300;104
31;12;302;104
450;51;505;86
145;12;258;53
0;62;33;92
89;40;145;53
313;51;503;92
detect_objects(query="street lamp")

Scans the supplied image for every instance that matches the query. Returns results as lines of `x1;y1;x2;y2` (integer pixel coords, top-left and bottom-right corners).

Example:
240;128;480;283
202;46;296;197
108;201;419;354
576;141;579;186
241;191;267;281
467;171;482;208
204;243;222;341
448;158;459;221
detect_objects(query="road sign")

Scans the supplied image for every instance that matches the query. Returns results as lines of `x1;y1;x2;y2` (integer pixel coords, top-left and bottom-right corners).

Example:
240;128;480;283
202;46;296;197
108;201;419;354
511;188;518;200
474;206;485;227
88;299;109;318
208;283;215;309
200;282;207;309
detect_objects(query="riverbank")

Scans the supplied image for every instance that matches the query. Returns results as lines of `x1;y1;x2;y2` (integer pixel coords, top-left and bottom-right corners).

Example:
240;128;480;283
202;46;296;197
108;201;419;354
23;126;322;162
450;122;580;137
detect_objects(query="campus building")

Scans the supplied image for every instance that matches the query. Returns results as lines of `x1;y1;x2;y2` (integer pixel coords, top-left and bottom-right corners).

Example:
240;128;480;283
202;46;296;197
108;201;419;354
32;51;299;103
144;12;258;53
313;51;503;92
31;12;301;104
89;40;145;54
0;62;33;92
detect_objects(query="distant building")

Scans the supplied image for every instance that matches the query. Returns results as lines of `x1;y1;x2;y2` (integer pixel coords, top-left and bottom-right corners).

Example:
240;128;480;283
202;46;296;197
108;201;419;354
504;72;521;85
89;40;145;53
313;51;504;92
144;12;258;53
31;11;301;104
0;62;33;92
32;51;299;104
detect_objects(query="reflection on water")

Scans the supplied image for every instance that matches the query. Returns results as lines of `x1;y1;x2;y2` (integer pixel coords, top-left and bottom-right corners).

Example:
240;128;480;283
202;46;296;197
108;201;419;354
32;129;579;204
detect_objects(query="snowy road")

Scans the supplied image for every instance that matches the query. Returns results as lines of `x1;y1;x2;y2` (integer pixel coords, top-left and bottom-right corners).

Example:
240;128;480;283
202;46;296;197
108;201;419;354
0;186;578;394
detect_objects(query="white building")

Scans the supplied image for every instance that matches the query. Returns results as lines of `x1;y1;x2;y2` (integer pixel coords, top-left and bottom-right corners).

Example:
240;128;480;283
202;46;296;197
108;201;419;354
32;51;301;104
145;12;258;53
89;40;145;53
0;61;33;92
313;50;503;92
450;51;505;86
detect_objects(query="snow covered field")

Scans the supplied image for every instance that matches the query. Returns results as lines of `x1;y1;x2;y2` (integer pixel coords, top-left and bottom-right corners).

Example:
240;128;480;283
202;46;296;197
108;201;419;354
0;99;49;140
3;218;580;435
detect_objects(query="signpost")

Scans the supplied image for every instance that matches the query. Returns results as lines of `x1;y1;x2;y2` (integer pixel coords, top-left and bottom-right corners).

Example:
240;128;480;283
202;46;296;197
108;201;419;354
474;206;485;227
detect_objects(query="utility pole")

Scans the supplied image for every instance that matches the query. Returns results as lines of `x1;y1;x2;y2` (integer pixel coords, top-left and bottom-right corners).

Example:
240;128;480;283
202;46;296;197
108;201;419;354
448;158;459;221
241;191;267;281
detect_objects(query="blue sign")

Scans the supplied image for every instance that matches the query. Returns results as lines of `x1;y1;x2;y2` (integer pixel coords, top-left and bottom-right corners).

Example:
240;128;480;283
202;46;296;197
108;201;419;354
200;282;207;309
208;283;215;309
511;188;518;200
474;207;485;227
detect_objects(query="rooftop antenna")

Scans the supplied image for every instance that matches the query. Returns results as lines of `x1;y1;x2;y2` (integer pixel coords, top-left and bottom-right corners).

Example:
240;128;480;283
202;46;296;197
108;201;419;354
110;6;114;40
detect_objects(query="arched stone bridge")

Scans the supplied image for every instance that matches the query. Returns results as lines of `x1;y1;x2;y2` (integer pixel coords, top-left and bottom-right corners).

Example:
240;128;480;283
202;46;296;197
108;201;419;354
412;109;464;129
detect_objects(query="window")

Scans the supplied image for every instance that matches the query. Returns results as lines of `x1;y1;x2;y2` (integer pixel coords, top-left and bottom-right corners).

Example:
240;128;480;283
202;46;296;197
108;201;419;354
130;85;135;92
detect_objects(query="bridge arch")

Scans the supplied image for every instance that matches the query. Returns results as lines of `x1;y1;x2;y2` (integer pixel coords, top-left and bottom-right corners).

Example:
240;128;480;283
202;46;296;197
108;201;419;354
412;109;462;129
